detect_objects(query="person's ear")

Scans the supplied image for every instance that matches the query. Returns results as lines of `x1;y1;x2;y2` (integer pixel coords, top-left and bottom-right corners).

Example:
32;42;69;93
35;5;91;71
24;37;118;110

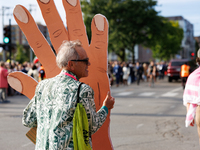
68;61;75;70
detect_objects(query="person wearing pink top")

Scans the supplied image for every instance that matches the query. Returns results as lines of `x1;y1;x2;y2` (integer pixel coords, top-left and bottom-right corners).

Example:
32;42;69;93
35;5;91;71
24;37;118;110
183;49;200;144
0;61;9;102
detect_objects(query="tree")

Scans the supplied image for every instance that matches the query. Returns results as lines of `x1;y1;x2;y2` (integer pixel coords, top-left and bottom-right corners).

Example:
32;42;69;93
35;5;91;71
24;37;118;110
81;0;182;61
150;20;183;61
109;0;167;61
15;43;29;64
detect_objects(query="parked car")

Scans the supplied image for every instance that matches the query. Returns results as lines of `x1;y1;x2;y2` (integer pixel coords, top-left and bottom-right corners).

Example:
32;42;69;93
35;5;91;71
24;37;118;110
167;59;189;82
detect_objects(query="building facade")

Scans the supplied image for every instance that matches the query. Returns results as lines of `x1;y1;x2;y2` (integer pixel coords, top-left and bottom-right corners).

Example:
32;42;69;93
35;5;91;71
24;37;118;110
166;16;196;59
11;23;50;46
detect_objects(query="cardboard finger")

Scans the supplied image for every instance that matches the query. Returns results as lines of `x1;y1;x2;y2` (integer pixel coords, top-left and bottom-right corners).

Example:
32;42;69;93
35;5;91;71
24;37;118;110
80;74;112;149
13;5;60;78
79;14;111;149
89;14;109;72
7;72;38;99
62;0;89;48
37;0;69;52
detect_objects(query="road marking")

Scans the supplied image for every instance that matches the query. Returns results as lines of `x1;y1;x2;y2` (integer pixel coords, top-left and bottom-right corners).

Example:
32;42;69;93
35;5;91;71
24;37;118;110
116;92;133;96
170;87;182;92
113;87;182;97
137;124;144;129
139;92;155;96
169;87;183;93
161;87;182;97
128;104;133;107
161;92;178;97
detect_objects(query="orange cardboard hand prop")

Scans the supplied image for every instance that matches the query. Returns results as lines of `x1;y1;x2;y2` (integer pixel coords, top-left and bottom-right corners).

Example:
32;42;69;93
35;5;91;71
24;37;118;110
8;0;112;149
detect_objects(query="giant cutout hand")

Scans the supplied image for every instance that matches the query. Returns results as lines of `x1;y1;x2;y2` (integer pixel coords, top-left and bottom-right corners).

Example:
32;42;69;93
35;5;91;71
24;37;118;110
8;0;112;149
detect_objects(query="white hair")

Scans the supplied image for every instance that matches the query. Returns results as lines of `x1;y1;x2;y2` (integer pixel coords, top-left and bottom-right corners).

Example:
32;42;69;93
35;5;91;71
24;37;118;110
56;40;81;68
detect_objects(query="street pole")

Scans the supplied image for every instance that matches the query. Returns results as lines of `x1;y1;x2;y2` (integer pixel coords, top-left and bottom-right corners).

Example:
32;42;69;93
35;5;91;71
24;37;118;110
9;19;11;67
2;6;6;61
1;6;10;62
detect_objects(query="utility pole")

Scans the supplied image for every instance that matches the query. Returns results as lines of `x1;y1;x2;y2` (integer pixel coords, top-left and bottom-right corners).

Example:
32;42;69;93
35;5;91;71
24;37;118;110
29;4;37;14
8;19;11;67
1;6;11;61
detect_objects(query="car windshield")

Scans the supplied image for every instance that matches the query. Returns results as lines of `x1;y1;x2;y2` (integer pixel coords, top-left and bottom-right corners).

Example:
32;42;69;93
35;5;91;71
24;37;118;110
171;61;186;66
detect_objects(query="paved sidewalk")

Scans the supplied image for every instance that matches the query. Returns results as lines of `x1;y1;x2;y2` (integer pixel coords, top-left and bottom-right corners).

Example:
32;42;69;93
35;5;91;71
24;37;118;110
0;95;35;150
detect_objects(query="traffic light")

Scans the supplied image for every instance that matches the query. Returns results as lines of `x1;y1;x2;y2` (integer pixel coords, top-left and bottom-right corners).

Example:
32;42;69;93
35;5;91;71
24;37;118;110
3;26;11;44
190;52;195;60
3;25;11;51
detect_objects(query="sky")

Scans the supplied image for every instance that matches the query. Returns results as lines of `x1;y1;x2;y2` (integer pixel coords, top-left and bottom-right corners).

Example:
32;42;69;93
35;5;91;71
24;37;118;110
156;0;200;36
0;0;199;44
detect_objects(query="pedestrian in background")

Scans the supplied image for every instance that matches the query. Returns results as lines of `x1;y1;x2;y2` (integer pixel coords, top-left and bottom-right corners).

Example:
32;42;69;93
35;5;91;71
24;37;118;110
38;63;46;82
0;61;9;102
129;62;135;83
21;63;28;74
148;61;156;87
108;61;114;86
122;62;130;85
27;64;39;82
157;62;163;79
119;62;123;84
136;62;143;85
113;61;120;87
181;62;190;89
143;63;148;82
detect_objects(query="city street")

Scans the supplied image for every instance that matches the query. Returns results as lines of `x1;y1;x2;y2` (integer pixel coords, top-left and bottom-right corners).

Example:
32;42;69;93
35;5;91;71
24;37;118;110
0;77;199;150
110;78;199;150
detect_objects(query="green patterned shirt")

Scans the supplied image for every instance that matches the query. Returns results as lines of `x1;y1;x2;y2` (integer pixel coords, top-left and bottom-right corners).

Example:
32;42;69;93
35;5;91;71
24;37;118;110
22;70;108;150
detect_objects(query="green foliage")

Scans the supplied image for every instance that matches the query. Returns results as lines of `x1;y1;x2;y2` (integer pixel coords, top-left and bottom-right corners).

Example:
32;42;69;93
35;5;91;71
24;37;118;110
81;0;183;61
15;43;29;64
150;20;183;61
81;0;161;60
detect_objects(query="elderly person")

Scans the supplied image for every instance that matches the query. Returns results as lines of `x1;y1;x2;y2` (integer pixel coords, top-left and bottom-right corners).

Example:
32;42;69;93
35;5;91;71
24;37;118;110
22;40;115;149
0;61;9;102
183;49;200;144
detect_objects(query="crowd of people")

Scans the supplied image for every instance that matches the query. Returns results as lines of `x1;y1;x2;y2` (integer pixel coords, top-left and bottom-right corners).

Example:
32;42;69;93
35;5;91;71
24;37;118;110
0;59;46;101
0;59;168;101
108;60;168;87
